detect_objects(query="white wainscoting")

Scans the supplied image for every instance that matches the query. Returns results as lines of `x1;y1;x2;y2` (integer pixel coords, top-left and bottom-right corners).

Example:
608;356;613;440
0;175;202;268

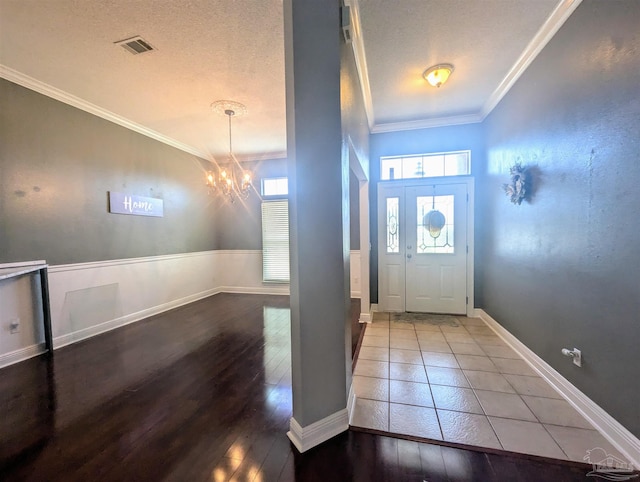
1;249;362;367
350;250;361;298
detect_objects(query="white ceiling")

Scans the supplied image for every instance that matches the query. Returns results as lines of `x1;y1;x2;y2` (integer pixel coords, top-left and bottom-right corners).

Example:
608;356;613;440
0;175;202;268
0;0;580;162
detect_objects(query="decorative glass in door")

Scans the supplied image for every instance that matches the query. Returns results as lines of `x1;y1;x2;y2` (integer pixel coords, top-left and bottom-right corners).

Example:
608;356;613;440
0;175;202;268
416;195;454;254
386;197;399;253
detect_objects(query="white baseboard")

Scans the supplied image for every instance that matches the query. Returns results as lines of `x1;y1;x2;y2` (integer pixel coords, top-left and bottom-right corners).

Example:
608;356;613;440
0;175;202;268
347;382;356;421
359;311;372;323
350;290;361;298
219;285;290;296
53;287;221;349
475;308;640;467
371;304;379;312
287;409;349;453
0;343;47;369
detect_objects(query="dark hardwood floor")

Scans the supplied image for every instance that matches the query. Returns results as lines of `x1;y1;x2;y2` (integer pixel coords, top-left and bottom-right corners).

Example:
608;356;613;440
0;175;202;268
0;293;592;481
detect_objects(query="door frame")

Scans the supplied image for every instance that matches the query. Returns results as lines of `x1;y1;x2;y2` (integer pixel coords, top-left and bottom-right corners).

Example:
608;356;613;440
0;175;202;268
377;176;475;317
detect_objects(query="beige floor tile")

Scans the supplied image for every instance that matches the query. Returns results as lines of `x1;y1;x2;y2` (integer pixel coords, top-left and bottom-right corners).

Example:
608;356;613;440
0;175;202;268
489;417;566;459
351;398;389;431
443;333;476;344
544;424;630;464
358;346;389;362
465;326;495;337
372;312;390;322
389;380;434;407
389;403;443;440
390;348;423;365
502;374;562;399
437;410;502;449
389;362;428;383
413;324;442;332
354;359;389;379
474;390;537;421
448;342;485;356
422;351;460;369
416;332;447;344
455;354;498;372
473;335;506;346
460;317;486;327
425;366;471;388
418;340;452;353
390;321;415;330
490;358;536;376
353;375;389;402
371;320;390;327
366;326;389;337
362;335;389;348
430;385;484;414
521;396;593;429
440;325;469;333
390;328;417;340
463;370;515;393
390;338;420;350
480;344;520;359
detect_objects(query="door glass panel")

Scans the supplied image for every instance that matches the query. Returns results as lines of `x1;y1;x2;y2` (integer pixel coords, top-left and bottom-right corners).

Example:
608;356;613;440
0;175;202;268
416;195;454;254
386;197;399;253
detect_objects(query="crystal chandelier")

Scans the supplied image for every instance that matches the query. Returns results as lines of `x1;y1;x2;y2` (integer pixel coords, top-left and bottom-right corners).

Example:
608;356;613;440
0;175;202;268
206;100;252;202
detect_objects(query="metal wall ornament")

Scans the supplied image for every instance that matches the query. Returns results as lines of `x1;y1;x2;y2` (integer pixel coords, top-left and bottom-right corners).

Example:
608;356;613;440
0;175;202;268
503;163;528;205
423;186;446;239
424;209;446;238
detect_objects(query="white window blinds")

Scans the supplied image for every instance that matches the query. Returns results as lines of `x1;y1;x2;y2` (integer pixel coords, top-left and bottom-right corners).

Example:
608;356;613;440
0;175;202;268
261;200;290;282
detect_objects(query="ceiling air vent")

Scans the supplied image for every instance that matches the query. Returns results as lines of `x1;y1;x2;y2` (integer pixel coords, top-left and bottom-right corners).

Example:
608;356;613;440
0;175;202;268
115;36;155;55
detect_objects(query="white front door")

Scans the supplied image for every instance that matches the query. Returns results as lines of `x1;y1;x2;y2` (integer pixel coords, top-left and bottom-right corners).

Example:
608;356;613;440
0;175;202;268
378;180;471;314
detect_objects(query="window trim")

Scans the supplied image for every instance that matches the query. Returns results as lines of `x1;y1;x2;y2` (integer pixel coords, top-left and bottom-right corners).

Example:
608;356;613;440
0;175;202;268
380;150;471;181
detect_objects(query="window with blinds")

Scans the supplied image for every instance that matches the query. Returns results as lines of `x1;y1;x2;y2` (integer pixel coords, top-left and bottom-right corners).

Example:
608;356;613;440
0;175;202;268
261;199;290;283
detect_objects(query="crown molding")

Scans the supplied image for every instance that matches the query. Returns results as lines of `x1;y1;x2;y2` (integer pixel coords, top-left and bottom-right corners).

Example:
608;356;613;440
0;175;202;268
371;113;483;134
479;0;583;120
343;0;375;131
0;65;211;160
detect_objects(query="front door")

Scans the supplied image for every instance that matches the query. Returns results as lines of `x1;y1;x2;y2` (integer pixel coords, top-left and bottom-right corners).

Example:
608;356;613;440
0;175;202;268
378;180;470;314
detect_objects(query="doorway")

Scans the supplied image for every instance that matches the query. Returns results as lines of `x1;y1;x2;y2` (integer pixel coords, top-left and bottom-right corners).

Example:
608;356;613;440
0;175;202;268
377;178;474;316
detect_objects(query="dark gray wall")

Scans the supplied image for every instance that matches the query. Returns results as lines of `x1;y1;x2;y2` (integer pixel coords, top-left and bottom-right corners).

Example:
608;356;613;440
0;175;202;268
478;0;640;437
0;79;217;265
215;158;287;250
369;124;485;302
341;41;370;254
349;169;360;250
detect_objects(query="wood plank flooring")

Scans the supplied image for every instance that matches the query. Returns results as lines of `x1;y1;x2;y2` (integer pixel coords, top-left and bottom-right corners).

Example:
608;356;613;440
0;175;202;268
0;293;592;481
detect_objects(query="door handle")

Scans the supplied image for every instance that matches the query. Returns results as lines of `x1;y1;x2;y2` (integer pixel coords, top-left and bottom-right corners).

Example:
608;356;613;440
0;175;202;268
407;254;412;259
407;245;412;250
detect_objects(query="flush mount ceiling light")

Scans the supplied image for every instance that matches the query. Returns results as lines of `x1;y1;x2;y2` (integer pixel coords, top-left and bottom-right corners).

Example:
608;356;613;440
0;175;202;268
206;100;252;202
423;64;454;88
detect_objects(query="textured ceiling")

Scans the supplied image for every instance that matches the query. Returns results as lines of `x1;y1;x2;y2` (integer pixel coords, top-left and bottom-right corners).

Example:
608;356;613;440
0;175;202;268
0;0;286;161
0;0;575;161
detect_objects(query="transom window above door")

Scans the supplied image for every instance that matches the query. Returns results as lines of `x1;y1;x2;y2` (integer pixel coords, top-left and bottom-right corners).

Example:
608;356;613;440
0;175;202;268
380;151;471;181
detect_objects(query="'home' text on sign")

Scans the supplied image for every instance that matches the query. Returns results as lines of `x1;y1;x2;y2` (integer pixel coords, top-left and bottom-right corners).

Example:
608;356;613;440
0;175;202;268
108;192;164;217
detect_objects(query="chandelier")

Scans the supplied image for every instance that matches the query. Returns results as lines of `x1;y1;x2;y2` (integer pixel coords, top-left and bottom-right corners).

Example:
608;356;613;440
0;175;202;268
206;100;252;202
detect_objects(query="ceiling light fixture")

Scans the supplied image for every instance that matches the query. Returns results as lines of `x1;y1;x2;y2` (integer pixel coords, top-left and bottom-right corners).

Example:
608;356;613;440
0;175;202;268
423;64;454;88
206;100;252;202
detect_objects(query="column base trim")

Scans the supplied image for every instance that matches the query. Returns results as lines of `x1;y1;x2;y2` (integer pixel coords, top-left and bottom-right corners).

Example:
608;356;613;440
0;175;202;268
287;409;349;453
358;312;372;323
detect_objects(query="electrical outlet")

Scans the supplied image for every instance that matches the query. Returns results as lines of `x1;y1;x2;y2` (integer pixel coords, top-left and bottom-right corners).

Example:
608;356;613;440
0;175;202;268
572;348;582;367
9;318;20;334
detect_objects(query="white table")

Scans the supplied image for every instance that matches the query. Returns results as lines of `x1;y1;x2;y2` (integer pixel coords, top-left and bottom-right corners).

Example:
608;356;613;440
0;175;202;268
0;261;54;354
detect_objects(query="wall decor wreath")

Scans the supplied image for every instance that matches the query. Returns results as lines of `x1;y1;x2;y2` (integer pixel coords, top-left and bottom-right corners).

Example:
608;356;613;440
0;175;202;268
503;163;528;205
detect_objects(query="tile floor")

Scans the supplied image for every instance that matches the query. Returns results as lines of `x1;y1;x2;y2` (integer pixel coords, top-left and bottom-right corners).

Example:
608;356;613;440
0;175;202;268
351;312;626;463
